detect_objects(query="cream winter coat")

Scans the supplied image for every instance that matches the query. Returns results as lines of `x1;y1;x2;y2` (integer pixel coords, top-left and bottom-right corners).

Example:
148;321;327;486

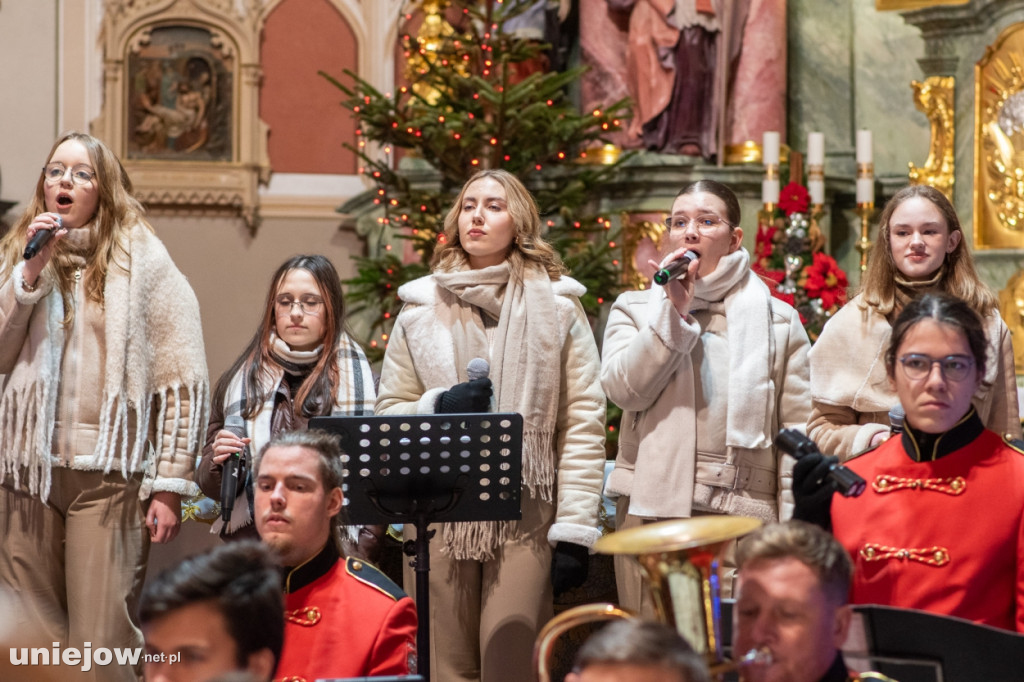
601;285;810;523
375;273;607;550
808;292;1021;460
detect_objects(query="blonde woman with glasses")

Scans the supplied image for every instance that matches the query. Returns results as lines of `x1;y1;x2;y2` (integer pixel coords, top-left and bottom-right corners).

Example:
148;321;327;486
198;255;376;546
601;179;811;611
0;131;208;681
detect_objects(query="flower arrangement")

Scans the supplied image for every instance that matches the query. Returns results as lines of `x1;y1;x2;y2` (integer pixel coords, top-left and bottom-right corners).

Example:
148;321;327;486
753;181;849;342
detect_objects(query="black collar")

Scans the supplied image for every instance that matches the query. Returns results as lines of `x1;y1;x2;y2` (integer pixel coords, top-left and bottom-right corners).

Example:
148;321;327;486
900;406;983;462
283;541;339;594
819;651;849;682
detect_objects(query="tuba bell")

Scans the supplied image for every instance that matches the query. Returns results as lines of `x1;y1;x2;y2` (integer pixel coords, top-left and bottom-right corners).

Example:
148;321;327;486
533;515;763;681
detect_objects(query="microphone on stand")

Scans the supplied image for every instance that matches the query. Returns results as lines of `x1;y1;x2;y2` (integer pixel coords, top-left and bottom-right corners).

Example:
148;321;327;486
653;251;698;286
220;415;249;523
889;404;905;435
24;216;60;260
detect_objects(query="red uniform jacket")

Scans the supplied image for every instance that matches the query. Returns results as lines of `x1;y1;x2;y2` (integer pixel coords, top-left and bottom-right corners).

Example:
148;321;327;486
275;543;418;681
832;410;1024;632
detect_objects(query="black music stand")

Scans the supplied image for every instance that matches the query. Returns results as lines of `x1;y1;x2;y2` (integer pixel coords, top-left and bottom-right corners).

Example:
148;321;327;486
310;413;524;682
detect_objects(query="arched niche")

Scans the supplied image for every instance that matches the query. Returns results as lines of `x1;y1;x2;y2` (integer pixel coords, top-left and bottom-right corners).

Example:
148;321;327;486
94;0;270;231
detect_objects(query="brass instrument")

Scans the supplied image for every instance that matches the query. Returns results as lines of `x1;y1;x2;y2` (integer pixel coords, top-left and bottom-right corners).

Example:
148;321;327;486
533;516;763;681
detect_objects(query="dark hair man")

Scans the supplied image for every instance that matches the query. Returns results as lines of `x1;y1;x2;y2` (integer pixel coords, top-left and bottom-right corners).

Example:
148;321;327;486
253;429;417;679
566;618;711;682
139;540;282;682
733;521;854;682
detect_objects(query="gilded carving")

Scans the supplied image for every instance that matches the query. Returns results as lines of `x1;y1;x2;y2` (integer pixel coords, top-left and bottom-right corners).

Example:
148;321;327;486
620;212;667;290
908;76;954;201
974;23;1024;248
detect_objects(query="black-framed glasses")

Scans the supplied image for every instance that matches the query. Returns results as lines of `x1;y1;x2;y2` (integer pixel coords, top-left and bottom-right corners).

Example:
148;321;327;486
275;296;324;317
42;162;96;186
664;213;731;235
898;353;974;382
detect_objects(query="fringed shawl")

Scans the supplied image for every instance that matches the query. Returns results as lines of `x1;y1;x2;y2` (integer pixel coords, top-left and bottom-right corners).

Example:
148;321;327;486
0;222;210;501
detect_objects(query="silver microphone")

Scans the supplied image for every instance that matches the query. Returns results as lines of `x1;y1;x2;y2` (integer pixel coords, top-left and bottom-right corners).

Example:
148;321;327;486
889;404;905;435
467;357;490;381
653;251;698;286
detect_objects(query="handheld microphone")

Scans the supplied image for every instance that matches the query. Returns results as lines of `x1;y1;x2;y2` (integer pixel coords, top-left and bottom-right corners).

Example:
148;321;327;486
889;404;905;435
776;429;866;497
467;357;490;381
653;251;698;286
220;415;249;522
24;216;60;260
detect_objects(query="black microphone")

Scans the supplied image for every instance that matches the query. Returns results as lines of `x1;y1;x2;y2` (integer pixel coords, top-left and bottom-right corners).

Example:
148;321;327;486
889;404;905;435
24;216;60;260
653;251;698;286
220;415;249;523
776;429;866;497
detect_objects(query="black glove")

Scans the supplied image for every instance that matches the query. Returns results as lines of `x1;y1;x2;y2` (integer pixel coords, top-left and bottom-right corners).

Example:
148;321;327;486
550;541;589;597
792;451;839;531
436;378;492;413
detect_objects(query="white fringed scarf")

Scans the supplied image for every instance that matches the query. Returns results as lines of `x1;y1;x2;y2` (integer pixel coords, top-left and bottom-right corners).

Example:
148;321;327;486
0;223;209;501
432;261;562;560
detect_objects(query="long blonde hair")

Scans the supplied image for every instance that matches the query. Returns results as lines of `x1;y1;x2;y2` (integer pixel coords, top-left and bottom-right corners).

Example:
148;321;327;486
859;185;996;314
0;132;151;318
431;169;567;281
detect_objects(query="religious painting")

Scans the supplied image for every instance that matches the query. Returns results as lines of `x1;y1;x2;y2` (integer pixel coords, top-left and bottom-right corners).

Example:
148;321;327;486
974;23;1024;248
126;26;233;162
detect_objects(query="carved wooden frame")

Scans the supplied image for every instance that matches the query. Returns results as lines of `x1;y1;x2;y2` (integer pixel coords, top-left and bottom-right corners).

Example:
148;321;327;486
93;0;269;231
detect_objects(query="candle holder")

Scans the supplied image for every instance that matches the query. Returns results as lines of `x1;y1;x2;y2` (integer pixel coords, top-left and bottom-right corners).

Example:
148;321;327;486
855;201;875;276
759;202;777;226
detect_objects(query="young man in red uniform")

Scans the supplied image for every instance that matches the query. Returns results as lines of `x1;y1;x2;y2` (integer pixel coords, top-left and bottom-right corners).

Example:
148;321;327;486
254;429;418;680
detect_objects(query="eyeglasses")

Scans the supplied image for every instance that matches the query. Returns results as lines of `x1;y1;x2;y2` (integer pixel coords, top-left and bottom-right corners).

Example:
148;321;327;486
898;354;975;382
42;162;96;186
664;214;731;235
275;296;324;317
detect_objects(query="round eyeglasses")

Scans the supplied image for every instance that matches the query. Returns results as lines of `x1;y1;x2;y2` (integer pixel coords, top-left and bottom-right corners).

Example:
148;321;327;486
898;354;974;382
275;296;324;317
663;214;731;236
42;162;96;186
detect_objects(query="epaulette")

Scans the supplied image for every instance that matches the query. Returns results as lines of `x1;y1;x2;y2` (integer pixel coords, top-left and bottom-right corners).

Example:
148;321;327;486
345;556;408;602
1002;433;1024;455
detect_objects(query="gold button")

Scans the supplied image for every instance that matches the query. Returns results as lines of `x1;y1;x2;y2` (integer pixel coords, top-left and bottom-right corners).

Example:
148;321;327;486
951;479;964;492
864;547;875;559
877;479;888;489
352;560;363;571
934;550;946;563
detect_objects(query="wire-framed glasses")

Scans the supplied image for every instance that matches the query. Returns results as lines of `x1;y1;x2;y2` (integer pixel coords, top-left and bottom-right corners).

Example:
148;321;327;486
275;296;324;317
42;162;96;186
898;354;974;382
663;214;731;235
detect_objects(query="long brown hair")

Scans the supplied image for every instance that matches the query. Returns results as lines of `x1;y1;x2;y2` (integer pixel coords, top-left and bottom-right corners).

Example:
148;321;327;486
212;255;347;420
431;169;567;281
0;132;149;318
860;185;996;314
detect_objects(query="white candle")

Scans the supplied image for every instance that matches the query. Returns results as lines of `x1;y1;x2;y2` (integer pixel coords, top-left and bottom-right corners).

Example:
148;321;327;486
856;130;873;164
856;177;874;204
763;131;780;166
808;132;824;166
809;179;825;206
762;178;780;205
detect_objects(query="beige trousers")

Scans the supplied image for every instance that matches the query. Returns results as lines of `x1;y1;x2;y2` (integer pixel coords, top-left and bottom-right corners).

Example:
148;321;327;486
404;494;555;682
0;468;149;682
613;496;738;621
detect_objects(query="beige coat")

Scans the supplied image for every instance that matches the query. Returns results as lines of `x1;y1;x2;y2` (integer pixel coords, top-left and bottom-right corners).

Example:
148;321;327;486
375;274;607;549
601;287;810;523
808;293;1021;461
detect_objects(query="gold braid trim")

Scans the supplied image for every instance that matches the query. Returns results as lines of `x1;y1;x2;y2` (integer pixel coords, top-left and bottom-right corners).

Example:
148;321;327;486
285;606;321;626
872;475;966;495
860;544;950;566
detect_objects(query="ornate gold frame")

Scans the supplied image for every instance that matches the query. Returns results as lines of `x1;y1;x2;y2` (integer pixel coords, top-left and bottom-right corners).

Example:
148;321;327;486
93;0;270;231
974;24;1024;248
908;76;954;201
875;0;967;9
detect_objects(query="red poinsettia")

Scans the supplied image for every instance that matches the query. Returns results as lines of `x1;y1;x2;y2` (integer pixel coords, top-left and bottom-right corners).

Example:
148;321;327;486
778;182;810;217
802;252;848;310
755;223;777;263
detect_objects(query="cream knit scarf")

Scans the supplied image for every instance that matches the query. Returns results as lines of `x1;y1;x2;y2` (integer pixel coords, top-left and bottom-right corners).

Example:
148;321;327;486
631;249;775;518
432;261;561;560
0;222;209;501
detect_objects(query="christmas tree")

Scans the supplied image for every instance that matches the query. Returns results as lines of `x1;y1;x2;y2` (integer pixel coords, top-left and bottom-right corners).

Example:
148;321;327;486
321;0;630;359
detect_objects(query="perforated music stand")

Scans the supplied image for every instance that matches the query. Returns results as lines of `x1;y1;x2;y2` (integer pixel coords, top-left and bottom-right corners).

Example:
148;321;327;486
309;413;524;682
